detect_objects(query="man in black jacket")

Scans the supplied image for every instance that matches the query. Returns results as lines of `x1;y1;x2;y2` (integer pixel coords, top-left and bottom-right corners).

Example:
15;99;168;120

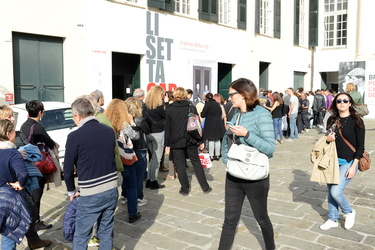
20;100;53;249
312;89;326;127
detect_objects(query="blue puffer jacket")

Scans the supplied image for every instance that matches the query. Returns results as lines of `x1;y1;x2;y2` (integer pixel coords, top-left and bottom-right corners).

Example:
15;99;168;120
0;186;32;243
222;105;275;164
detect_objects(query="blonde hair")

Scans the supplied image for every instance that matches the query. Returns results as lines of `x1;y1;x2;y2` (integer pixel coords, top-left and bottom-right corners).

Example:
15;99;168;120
145;85;165;110
104;99;131;134
0;120;14;141
0;105;13;120
173;87;187;102
346;83;356;92
125;97;142;118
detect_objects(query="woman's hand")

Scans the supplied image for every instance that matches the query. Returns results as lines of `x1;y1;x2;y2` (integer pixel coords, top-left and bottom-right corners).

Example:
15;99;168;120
326;132;336;142
19;150;27;160
8;182;24;191
229;125;248;137
165;146;170;155
198;143;205;151
346;159;359;179
70;192;80;202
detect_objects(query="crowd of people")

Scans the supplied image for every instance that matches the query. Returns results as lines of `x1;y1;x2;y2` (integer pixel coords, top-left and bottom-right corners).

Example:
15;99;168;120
0;78;366;249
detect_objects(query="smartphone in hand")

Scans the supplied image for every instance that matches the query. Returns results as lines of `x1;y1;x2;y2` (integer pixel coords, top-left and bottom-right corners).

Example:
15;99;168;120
226;121;234;126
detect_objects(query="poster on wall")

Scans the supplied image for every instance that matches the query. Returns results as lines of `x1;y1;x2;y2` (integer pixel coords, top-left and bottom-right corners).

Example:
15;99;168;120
339;61;366;101
192;66;211;105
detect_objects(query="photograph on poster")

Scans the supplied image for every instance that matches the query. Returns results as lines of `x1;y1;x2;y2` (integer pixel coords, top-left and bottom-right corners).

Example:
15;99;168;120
339;61;366;101
193;66;211;105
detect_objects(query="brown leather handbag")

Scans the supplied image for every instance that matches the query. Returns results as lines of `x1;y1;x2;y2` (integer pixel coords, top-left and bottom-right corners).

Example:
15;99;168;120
338;129;370;172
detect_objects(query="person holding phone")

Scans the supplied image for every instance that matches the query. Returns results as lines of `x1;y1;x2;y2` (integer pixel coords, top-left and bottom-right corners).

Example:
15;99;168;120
219;78;275;250
320;93;365;230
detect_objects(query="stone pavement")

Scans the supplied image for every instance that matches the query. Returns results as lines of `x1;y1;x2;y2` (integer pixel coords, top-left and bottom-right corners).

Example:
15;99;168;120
13;119;375;249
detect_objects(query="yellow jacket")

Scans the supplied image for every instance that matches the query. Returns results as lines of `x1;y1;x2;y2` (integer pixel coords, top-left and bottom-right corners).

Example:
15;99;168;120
310;136;340;184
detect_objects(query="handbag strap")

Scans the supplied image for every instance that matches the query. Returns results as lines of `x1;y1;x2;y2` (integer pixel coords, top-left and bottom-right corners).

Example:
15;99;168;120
338;128;356;153
28;124;36;145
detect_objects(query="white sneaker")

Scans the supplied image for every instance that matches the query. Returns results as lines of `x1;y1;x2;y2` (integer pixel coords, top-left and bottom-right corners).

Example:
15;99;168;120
120;197;127;205
305;129;310;132
285;138;294;142
344;209;356;229
137;198;148;207
320;219;339;230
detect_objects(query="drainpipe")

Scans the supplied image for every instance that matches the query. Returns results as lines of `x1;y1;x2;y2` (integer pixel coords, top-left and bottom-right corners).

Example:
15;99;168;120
310;46;315;90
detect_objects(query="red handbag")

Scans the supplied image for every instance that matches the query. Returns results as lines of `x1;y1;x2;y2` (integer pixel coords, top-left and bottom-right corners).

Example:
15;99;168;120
29;124;57;174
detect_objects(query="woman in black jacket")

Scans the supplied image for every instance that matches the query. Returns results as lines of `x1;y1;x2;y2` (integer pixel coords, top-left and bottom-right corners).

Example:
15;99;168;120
164;87;212;196
201;93;225;161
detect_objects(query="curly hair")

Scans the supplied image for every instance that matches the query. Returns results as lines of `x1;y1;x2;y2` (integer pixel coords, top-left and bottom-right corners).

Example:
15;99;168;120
229;78;260;111
125;97;142;118
145;85;165;110
0;120;14;141
104;99;131;134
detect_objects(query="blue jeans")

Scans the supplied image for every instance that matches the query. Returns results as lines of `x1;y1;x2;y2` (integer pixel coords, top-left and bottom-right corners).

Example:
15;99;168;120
1;236;16;250
272;118;283;141
327;163;358;221
289;113;298;139
134;150;147;200
146;132;164;181
121;164;138;217
73;188;118;250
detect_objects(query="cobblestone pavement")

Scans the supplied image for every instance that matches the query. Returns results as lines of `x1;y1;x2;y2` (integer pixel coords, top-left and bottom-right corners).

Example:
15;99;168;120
12;119;375;249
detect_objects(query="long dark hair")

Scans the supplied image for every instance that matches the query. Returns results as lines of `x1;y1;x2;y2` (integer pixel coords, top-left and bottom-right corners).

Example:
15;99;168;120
229;78;260;111
327;93;363;129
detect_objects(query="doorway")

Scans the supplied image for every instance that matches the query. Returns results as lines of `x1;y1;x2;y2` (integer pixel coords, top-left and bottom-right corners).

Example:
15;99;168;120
112;52;140;100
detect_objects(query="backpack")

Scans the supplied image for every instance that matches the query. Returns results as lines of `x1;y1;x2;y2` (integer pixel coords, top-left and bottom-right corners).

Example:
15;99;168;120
187;105;202;140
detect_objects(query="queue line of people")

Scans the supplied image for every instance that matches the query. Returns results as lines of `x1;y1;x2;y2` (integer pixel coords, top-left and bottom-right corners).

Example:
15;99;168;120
0;77;367;249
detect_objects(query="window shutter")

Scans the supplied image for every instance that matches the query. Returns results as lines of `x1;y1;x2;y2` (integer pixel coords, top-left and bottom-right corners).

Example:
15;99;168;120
274;0;281;38
255;0;260;33
148;0;165;9
210;0;218;22
199;0;210;21
309;0;318;47
237;0;247;30
165;0;175;12
294;0;300;45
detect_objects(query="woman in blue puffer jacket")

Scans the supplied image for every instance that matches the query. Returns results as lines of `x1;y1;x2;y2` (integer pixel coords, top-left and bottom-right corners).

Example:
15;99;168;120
0;120;31;250
218;78;276;250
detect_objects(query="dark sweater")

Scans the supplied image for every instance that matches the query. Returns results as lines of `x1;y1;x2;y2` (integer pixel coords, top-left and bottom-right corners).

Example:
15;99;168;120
0;148;29;188
64;117;118;196
165;100;200;148
328;116;365;162
20;118;55;149
143;104;165;133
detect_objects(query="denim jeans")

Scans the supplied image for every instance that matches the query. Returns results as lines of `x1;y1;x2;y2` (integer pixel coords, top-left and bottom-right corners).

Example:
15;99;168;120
208;139;221;157
134;149;147;200
289;113;298;139
219;174;275;250
73;188;118;250
146;132;164;181
121;164;138;217
1;236;16;250
327;163;358;221
272;118;283;141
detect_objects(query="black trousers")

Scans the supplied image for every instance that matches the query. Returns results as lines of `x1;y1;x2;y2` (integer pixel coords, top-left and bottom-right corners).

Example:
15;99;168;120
171;144;209;193
219;174;275;250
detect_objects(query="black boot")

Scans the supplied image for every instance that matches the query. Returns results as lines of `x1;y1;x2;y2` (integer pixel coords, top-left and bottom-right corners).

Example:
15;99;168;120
150;181;165;190
145;179;151;188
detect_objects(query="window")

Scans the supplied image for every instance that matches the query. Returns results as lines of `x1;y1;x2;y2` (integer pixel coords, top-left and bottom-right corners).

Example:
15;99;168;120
294;0;308;46
218;0;231;25
259;0;273;36
255;0;280;37
148;0;174;12
175;0;190;15
324;0;347;47
199;0;218;22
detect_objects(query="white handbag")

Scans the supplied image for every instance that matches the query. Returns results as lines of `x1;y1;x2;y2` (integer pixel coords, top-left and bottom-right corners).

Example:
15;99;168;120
226;114;269;180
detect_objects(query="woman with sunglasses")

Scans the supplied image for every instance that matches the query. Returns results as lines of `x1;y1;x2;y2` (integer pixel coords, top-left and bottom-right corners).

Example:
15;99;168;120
320;93;365;230
219;78;275;250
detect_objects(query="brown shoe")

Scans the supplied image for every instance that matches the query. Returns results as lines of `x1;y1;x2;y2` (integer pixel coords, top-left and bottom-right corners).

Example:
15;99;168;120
28;239;52;249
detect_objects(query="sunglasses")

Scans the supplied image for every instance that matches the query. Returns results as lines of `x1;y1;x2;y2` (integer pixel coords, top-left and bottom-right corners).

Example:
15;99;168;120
228;91;239;97
336;99;350;104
